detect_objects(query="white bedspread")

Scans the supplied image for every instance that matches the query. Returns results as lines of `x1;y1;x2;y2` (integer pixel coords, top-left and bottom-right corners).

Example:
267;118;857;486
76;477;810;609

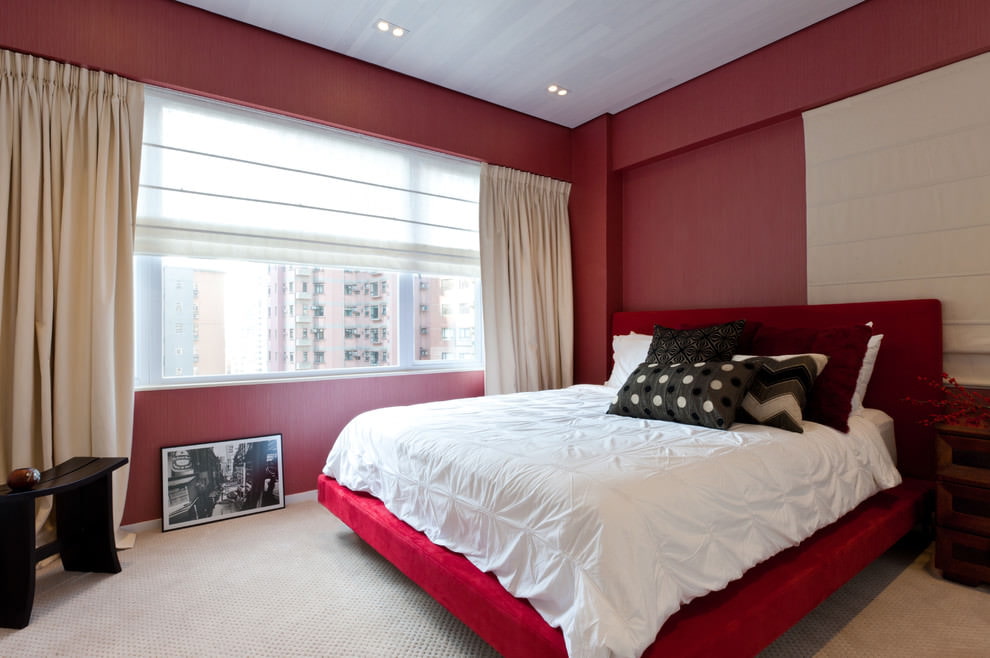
323;385;901;658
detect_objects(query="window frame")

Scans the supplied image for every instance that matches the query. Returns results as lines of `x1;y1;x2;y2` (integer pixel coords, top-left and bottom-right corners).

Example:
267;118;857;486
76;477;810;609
133;255;484;389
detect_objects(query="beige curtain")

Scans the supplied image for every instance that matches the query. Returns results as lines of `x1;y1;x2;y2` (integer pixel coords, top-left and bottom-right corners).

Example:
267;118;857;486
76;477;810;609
0;50;143;545
479;164;573;394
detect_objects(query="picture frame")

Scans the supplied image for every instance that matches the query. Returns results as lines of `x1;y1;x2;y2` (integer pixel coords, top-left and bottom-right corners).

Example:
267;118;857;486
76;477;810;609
161;433;284;532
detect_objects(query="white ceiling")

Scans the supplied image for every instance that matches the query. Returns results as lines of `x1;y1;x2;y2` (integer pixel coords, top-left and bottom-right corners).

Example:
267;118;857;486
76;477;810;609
176;0;864;128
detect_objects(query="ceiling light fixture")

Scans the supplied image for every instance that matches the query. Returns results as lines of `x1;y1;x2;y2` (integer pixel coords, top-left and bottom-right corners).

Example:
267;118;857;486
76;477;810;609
375;19;408;38
547;84;568;96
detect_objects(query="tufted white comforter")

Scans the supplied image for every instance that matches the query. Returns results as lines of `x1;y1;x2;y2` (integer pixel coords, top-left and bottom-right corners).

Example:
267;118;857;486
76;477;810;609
323;385;901;658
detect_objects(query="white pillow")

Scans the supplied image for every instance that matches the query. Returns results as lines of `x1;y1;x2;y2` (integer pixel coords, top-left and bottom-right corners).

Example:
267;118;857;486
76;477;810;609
605;332;654;388
851;333;884;412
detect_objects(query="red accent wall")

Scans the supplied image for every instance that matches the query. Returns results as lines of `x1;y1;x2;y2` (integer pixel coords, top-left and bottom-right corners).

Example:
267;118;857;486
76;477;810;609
621;118;806;311
128;372;482;526
7;0;990;520
579;0;990;384
0;0;571;179
0;0;564;524
612;0;990;171
569;117;622;385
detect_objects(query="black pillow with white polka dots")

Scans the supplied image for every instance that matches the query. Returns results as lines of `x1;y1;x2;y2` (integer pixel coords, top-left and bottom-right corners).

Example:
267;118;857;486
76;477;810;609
607;359;763;429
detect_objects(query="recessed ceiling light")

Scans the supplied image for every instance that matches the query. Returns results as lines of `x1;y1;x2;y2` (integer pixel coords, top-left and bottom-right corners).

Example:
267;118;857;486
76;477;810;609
375;19;408;37
547;84;568;96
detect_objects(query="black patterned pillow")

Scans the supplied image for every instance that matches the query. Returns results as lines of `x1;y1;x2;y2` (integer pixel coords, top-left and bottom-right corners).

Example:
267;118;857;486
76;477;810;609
607;359;761;429
734;354;828;433
646;320;746;366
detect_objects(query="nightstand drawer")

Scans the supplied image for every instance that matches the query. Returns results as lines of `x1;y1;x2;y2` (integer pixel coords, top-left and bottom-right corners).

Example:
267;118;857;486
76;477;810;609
935;527;990;584
937;481;990;536
936;431;990;487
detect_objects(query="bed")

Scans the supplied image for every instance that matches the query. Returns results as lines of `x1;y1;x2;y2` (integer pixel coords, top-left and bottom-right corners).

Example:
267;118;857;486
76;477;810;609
317;299;942;657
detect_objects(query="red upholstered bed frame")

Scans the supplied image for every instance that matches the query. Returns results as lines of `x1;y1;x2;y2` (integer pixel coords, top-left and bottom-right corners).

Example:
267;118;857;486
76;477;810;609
318;299;942;656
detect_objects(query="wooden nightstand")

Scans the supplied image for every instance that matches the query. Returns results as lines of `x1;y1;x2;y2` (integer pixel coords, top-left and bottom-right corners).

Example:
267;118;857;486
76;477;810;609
935;424;990;585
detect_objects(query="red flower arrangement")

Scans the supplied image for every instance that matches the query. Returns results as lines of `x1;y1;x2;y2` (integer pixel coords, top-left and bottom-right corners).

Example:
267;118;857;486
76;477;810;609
906;372;990;428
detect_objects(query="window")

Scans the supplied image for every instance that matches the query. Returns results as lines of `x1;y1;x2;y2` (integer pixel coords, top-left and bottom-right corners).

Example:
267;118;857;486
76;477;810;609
134;87;482;387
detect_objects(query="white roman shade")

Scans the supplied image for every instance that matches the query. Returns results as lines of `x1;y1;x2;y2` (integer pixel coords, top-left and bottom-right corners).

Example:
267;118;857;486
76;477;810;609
804;52;990;386
137;87;481;276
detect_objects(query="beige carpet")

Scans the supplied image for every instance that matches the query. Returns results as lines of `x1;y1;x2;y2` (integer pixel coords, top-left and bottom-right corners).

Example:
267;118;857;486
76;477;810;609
1;500;987;657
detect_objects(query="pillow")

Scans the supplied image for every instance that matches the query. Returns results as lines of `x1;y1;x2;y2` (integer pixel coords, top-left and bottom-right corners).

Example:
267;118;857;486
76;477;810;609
646;320;746;367
607;359;761;429
732;354;828;433
677;320;762;353
750;324;872;432
606;332;654;388
851;333;884;412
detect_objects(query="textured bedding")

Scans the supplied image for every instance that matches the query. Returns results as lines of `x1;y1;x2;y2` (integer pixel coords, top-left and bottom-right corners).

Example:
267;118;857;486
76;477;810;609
323;384;901;658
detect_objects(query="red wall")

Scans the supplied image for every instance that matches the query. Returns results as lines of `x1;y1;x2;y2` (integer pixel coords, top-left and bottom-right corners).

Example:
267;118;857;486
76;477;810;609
621;118;806;311
0;0;568;524
129;371;483;526
0;0;571;179
7;0;990;522
570;117;622;385
612;0;990;171
575;0;990;382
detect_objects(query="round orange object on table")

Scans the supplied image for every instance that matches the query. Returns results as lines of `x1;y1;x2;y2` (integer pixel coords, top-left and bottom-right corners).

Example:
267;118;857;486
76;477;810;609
6;468;41;491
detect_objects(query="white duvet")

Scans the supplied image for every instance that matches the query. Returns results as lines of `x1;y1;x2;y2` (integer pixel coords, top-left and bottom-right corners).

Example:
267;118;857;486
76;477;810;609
323;385;901;658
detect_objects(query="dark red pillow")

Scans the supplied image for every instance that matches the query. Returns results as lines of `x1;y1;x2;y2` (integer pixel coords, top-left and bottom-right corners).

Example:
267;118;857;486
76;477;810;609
750;325;818;355
749;324;872;432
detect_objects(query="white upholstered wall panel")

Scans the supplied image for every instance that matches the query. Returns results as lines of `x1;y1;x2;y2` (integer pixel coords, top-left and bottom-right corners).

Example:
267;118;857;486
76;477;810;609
804;52;990;386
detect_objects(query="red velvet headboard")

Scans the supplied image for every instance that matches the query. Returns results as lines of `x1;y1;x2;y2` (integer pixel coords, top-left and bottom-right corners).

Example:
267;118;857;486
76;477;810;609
612;299;942;481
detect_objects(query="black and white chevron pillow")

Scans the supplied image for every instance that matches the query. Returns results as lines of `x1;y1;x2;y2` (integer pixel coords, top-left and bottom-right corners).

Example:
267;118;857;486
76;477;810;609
734;354;828;433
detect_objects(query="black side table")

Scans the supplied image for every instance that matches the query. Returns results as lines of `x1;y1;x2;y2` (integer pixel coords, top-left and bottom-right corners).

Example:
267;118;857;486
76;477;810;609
0;456;128;628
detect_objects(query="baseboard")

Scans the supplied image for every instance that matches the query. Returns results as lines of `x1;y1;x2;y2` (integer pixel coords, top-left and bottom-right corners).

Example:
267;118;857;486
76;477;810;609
286;489;318;504
121;488;318;536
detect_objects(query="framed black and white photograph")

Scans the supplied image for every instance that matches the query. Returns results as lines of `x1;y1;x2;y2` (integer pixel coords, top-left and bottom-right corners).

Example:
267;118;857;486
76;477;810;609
161;433;284;532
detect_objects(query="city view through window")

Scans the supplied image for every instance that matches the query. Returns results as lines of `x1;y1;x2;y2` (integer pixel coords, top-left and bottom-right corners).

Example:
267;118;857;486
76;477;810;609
155;256;481;380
